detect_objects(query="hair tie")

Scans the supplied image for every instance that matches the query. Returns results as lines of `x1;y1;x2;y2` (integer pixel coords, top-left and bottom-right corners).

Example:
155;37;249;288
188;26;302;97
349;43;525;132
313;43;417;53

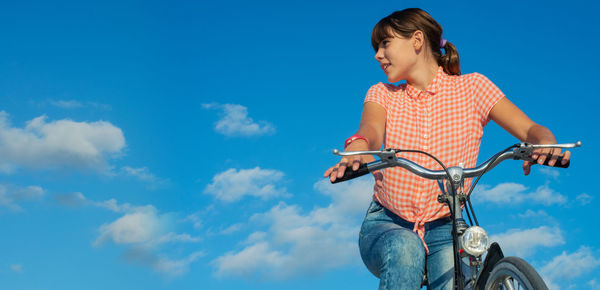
440;37;447;48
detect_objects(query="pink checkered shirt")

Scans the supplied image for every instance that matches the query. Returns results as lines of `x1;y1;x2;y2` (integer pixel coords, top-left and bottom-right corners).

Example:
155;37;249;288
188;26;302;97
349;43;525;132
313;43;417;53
364;66;504;252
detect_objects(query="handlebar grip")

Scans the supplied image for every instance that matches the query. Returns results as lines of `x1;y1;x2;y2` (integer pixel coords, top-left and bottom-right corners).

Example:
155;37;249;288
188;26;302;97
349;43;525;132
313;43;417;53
540;155;570;168
331;163;370;183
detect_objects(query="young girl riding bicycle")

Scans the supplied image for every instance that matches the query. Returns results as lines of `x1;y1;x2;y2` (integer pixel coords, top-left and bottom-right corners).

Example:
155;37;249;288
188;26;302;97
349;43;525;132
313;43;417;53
323;8;570;290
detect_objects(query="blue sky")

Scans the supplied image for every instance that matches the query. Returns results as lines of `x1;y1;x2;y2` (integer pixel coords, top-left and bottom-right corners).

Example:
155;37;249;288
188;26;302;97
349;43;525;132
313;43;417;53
0;0;599;289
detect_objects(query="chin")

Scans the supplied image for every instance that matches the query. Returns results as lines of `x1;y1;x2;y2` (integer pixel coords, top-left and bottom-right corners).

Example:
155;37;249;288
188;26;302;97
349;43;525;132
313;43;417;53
386;75;402;83
385;72;403;83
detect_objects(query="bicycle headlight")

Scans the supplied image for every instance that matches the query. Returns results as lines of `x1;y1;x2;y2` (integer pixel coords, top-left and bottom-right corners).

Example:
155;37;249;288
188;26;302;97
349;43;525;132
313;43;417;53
460;226;489;257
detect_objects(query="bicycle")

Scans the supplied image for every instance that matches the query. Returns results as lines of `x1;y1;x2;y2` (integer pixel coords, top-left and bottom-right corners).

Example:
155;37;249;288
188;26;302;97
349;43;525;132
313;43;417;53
330;141;581;290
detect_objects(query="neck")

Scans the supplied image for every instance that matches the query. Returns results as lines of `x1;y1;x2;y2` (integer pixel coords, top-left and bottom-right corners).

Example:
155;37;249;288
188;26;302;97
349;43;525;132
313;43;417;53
406;61;440;91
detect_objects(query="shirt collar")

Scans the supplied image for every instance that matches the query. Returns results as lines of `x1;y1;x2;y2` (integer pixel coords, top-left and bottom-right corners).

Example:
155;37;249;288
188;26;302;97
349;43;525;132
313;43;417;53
405;66;446;98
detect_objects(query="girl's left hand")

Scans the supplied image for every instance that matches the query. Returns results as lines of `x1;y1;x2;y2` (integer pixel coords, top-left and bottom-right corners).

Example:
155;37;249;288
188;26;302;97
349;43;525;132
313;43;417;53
523;147;571;175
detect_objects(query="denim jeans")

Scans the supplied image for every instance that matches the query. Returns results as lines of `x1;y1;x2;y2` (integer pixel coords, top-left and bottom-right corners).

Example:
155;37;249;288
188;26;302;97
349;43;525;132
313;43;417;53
359;200;454;290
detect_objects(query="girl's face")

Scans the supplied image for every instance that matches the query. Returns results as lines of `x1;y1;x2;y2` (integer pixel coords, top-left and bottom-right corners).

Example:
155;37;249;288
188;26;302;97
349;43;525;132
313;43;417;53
375;33;418;83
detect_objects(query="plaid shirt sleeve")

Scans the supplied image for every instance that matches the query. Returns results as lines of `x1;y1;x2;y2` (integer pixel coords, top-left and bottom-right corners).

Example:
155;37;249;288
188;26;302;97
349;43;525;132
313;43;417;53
470;73;505;126
364;82;389;111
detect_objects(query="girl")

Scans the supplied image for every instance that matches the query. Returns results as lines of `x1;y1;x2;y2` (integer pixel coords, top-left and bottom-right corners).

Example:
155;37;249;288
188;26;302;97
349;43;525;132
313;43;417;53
323;8;570;290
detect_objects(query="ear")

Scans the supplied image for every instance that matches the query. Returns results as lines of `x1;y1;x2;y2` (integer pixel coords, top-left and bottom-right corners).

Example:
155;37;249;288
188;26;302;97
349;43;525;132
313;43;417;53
412;30;425;50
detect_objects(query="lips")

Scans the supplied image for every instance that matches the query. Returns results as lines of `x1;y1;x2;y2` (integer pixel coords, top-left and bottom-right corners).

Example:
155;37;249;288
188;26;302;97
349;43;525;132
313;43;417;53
381;63;390;73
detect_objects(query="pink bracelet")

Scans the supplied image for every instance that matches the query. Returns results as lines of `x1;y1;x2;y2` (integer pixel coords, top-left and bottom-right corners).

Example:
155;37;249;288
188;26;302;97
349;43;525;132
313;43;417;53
345;134;369;149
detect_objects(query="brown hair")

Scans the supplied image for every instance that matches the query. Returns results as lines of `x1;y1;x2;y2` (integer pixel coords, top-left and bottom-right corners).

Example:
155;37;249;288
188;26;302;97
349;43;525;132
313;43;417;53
371;8;461;75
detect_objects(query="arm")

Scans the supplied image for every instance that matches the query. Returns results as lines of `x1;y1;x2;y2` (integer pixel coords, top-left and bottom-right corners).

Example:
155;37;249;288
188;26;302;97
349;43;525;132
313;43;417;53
323;102;386;182
489;97;570;175
356;102;386;151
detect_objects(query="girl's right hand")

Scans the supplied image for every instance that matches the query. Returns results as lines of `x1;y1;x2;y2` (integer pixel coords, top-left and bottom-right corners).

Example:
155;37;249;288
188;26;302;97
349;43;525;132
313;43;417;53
323;155;364;183
323;141;375;183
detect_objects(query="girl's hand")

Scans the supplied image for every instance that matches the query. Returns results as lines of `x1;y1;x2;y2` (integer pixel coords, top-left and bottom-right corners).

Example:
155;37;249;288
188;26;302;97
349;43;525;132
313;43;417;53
323;140;374;182
523;147;571;175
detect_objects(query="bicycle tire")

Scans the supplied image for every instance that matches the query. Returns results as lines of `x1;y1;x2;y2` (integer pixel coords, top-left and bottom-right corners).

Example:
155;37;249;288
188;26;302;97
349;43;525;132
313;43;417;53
484;257;548;290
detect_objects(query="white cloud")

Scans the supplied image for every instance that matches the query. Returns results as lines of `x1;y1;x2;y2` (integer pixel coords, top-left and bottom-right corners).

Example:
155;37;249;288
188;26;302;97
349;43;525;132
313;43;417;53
213;242;287;278
473;182;567;206
94;206;167;246
9;264;23;273
94;204;200;247
0;111;125;173
51;191;203;277
0;184;45;211
204;103;275;137
204;167;288;202
490;226;564;257
212;178;374;279
576;193;593;206
90;197;203;277
540;246;600;288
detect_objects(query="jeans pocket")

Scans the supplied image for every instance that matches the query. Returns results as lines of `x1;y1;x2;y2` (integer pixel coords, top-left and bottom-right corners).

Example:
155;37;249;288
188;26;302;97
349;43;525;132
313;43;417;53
366;200;384;215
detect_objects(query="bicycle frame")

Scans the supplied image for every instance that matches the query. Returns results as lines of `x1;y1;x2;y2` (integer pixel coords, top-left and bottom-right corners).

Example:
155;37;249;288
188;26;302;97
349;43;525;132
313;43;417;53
332;141;581;290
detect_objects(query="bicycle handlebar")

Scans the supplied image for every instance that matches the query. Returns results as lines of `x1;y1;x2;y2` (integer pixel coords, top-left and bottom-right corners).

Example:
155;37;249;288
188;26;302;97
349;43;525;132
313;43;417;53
331;141;581;184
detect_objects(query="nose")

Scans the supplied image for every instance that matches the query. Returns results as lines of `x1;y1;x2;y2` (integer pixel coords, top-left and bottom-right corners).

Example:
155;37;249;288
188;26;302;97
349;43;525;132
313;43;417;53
375;48;384;62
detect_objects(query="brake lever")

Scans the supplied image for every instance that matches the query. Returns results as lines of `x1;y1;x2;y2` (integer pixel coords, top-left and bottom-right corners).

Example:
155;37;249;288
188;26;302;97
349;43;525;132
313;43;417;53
513;141;582;162
333;148;399;166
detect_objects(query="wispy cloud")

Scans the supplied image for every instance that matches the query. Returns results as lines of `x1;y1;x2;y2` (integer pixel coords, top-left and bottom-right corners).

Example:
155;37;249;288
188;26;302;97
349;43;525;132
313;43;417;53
203;103;275;137
0;111;125;173
49;100;111;110
121;247;205;278
9;264;23;273
490;226;564;257
538;167;560;179
183;212;204;229
576;193;593;206
53;192;87;207
204;167;288;202
220;223;243;235
50;100;84;109
473;182;567;206
121;166;169;189
121;166;157;182
212;178;374;280
517;209;550;219
540;246;600;289
0;184;45;211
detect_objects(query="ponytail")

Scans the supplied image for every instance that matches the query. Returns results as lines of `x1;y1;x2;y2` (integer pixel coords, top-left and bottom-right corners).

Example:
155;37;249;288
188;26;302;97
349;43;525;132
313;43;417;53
440;41;461;75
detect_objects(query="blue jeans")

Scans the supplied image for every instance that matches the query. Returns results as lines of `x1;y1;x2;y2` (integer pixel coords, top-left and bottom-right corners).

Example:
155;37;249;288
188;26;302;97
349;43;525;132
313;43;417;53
359;200;454;290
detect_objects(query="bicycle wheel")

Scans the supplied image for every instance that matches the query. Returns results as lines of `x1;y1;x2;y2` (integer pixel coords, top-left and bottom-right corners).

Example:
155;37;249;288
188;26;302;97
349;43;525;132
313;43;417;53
484;257;548;290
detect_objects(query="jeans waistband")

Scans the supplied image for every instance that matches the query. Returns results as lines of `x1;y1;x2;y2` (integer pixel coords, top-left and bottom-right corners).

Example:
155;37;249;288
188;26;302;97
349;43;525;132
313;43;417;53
421;217;452;230
375;200;452;230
